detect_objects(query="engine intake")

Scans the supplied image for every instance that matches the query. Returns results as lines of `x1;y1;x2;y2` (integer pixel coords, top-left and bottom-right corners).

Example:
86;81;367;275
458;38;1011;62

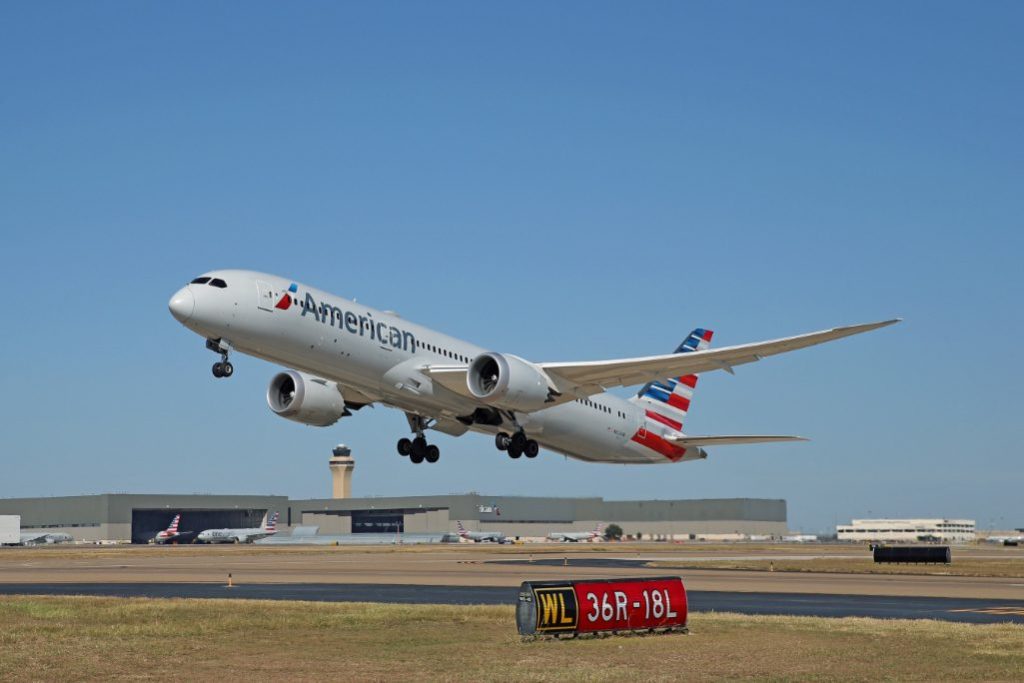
267;370;346;427
467;352;559;413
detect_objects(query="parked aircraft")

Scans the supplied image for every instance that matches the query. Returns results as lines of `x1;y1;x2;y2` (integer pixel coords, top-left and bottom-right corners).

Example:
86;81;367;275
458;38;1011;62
19;532;74;545
168;270;898;465
198;511;279;544
456;521;507;543
152;514;192;544
548;523;606;542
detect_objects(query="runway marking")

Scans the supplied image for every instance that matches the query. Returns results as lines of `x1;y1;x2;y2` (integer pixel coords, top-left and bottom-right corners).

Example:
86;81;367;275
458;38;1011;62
949;606;1024;616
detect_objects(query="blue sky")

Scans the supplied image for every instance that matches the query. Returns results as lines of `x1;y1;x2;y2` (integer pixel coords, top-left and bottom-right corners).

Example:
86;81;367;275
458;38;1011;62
1;3;1021;532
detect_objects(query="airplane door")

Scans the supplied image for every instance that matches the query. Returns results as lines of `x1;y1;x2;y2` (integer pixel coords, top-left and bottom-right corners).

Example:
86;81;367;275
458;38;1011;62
256;280;275;312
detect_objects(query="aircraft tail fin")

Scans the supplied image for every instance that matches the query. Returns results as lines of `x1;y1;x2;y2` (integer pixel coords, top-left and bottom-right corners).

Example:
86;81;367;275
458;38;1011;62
630;328;713;430
263;511;279;533
456;521;469;537
166;514;180;533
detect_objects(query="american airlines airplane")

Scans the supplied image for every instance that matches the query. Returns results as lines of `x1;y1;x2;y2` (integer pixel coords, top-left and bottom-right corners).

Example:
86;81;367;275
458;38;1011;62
168;270;898;465
456;521;507;543
19;532;74;545
152;514;190;544
197;511;279;544
548;523;606;543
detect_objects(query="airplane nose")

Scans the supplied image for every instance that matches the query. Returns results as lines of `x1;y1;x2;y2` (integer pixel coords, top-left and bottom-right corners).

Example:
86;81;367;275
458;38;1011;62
168;287;194;323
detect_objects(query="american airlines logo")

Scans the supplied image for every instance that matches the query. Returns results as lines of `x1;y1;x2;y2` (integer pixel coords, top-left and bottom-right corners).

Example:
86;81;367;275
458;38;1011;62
291;283;419;352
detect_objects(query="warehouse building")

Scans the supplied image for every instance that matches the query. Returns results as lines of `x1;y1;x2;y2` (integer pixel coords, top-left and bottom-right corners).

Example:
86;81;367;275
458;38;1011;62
0;493;786;543
836;518;976;543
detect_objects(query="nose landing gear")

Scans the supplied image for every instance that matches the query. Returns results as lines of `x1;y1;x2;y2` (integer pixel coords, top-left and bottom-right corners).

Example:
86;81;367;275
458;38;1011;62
206;338;234;379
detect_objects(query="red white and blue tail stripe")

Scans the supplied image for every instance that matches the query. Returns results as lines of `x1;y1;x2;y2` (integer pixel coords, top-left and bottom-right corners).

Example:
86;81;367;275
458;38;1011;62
263;511;279;534
632;328;713;432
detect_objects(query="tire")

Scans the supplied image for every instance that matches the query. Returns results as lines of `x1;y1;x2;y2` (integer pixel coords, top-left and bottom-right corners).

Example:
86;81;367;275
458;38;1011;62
425;445;440;463
212;362;223;377
508;443;523;459
411;438;426;460
397;438;413;456
410;450;424;464
510;432;528;452
221;362;234;377
495;432;510;451
524;440;539;458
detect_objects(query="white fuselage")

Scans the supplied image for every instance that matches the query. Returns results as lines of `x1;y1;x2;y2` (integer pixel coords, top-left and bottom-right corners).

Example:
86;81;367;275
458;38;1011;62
197;528;271;544
169;270;703;464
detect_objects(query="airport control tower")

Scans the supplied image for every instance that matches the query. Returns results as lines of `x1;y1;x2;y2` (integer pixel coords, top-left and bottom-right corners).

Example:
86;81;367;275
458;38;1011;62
329;445;355;499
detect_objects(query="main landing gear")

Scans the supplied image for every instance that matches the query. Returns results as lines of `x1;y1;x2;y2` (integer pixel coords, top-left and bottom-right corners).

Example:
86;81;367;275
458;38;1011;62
207;338;234;378
495;431;539;459
398;414;440;464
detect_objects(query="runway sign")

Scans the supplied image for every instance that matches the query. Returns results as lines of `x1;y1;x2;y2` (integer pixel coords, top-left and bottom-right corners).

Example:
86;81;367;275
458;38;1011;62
516;576;687;637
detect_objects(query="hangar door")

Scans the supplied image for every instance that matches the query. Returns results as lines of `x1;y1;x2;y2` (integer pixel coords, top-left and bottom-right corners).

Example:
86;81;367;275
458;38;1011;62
131;508;267;544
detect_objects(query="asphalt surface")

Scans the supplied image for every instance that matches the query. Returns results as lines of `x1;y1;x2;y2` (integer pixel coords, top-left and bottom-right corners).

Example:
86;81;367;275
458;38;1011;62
2;582;1022;624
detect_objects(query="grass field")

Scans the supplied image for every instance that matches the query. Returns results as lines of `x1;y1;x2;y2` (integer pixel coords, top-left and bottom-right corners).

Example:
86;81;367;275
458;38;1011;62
646;557;1024;578
1;596;1022;681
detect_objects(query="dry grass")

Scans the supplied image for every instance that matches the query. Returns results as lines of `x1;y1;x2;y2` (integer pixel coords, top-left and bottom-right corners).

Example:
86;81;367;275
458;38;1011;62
0;596;1022;682
647;557;1024;578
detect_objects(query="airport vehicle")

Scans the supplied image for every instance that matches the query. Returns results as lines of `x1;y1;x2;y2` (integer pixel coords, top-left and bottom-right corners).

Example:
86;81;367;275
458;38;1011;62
548;523;606;542
0;516;19;545
456;520;507;543
19;532;74;545
197;511;279;544
168;270;898;465
152;514;191;544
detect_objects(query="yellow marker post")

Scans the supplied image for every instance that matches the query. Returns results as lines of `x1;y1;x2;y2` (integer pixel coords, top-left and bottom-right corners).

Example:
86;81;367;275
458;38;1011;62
227;573;233;588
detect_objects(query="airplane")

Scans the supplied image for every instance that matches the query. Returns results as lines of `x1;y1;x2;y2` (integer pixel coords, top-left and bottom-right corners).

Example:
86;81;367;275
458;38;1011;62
456;520;507;543
152;514;192;544
197;511;279;544
19;532;74;545
168;270;899;465
984;535;1024;545
548;523;606;542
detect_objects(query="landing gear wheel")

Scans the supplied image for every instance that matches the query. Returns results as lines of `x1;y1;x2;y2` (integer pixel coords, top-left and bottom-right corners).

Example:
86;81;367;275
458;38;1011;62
212;362;224;378
425;445;440;463
410;436;427;463
397;438;413;456
510;432;528;452
495;433;511;451
524;440;539;458
508;443;523;459
220;362;233;377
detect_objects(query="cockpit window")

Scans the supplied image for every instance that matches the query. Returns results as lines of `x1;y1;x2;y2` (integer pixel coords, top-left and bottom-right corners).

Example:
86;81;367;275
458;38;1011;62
191;277;211;285
209;278;227;288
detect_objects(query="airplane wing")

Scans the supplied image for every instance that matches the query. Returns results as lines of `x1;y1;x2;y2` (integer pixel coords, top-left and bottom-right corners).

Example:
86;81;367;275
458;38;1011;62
424;319;899;408
663;435;809;447
540;320;900;395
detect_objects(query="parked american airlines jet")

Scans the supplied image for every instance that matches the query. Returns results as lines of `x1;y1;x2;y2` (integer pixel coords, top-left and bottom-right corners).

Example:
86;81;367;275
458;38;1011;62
152;514;190;544
456;521;507;543
548;523;606;543
198;511;279;544
168;271;898;465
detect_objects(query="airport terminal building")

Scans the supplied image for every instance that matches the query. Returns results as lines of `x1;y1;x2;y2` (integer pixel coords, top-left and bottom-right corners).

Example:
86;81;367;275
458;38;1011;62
0;493;787;543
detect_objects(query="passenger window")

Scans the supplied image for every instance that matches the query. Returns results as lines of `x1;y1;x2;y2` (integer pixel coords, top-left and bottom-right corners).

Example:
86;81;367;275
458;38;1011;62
209;278;227;288
191;277;211;284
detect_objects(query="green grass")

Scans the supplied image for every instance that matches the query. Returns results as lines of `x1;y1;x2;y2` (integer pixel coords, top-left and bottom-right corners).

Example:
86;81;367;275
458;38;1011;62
0;596;1022;681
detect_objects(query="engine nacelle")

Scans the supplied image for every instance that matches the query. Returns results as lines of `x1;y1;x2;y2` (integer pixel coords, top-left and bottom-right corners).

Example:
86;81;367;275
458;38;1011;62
266;370;346;427
467;352;558;413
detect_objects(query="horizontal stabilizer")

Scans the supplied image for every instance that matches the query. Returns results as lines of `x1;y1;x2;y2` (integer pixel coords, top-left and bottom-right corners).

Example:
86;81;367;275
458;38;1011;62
663;434;809;447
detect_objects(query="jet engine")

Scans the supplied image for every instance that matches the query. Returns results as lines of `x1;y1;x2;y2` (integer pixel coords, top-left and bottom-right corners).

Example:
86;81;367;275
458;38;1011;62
467;352;559;412
266;370;347;427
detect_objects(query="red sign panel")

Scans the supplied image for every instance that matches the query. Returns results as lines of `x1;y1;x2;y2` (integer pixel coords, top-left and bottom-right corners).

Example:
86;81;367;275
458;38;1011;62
517;577;687;636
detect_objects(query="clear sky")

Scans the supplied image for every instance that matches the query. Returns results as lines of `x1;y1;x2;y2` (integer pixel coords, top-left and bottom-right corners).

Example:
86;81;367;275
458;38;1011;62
1;3;1021;533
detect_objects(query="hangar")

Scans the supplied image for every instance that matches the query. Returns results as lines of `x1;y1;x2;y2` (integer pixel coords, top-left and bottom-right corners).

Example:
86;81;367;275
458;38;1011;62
0;493;786;543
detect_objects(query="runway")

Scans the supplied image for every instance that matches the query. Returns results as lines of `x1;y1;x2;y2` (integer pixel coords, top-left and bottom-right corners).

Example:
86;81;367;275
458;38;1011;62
1;582;1022;624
